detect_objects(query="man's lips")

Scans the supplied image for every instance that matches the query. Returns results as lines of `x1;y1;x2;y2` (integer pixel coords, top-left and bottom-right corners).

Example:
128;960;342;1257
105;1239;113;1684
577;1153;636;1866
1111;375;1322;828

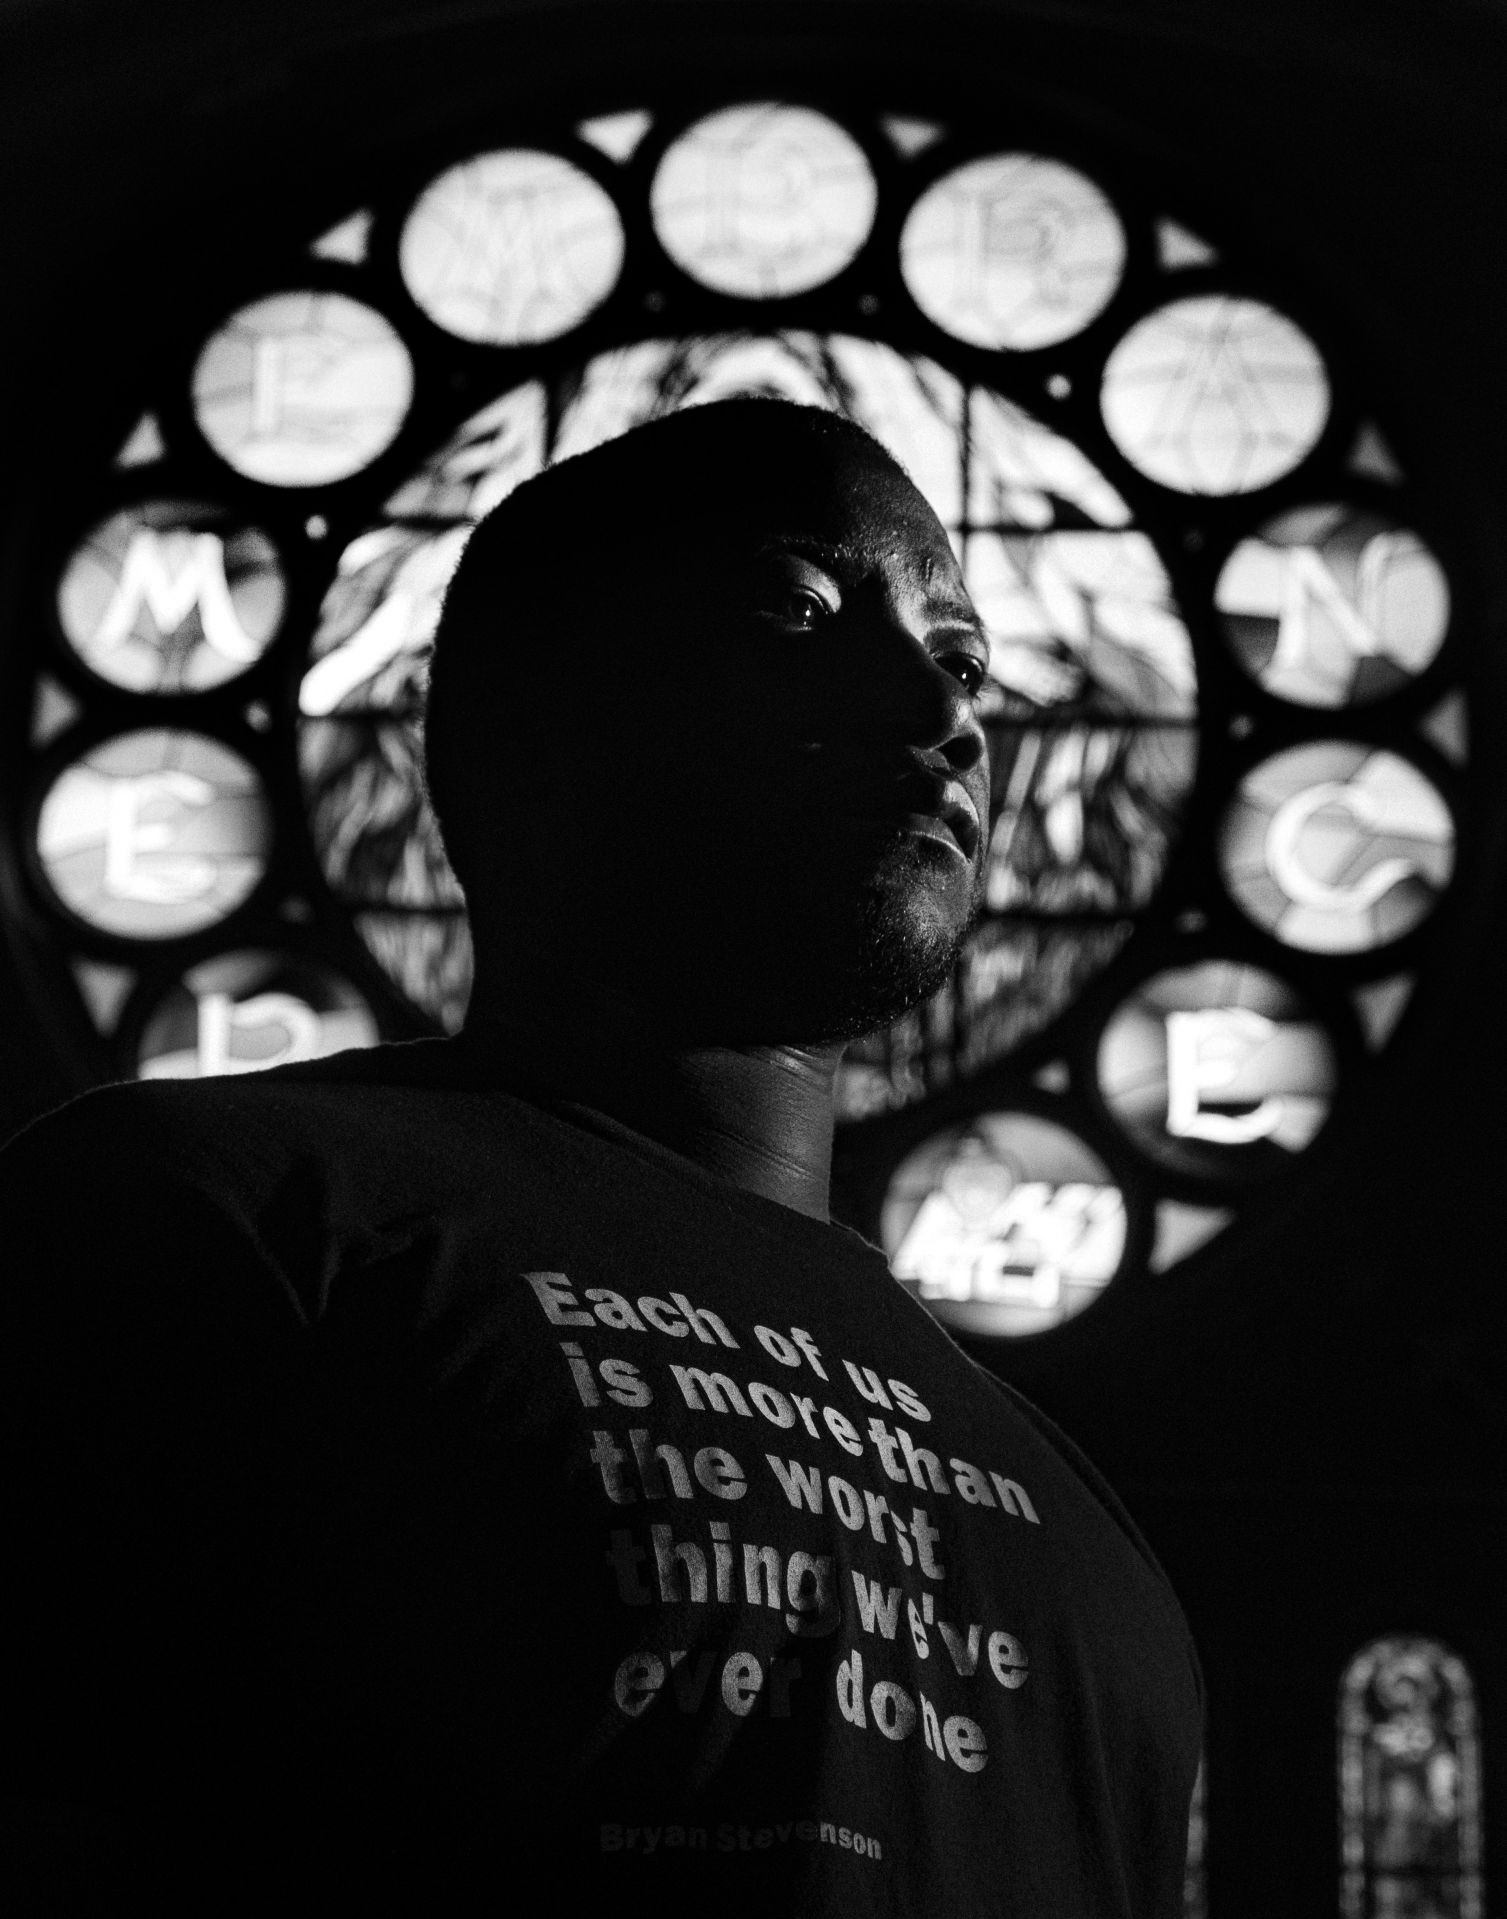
832;795;981;863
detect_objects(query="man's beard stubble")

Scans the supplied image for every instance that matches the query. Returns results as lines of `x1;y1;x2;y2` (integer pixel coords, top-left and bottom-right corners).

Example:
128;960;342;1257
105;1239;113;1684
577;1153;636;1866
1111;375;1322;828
668;829;986;1048
799;849;984;1045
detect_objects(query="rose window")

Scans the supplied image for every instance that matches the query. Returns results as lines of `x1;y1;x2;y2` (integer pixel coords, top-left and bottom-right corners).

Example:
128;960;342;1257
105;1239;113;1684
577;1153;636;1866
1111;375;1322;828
4;101;1465;1336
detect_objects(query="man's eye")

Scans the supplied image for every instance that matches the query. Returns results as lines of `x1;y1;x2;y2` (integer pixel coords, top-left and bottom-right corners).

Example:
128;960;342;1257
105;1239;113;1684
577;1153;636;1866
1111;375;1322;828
943;652;990;696
772;587;835;629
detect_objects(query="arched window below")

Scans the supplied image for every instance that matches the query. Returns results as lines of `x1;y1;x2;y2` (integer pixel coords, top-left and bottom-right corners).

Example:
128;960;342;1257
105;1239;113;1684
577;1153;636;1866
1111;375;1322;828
1339;1635;1484;1919
1183;1750;1208;1919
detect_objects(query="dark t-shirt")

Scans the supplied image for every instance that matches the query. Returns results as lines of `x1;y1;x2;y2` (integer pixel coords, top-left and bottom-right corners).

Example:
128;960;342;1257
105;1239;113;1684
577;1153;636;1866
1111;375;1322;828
0;1040;1202;1914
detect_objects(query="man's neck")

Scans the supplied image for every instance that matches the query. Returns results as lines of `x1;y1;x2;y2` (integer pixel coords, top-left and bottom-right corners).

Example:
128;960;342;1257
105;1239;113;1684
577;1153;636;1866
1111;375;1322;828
457;985;842;1224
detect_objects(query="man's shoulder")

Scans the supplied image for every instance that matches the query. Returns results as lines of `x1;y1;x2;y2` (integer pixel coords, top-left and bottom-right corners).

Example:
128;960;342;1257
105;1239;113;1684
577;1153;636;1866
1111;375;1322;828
0;1043;587;1317
0;1040;530;1207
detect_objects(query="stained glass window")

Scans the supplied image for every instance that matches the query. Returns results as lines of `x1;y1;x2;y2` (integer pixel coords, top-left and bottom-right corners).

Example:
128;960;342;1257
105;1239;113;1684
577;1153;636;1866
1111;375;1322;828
1100;295;1330;494
0;95;1469;1335
1220;744;1454;953
192;291;414;485
400;150;625;345
900;153;1126;350
35;730;270;939
651;103;877;297
1184;1754;1208;1919
881;1113;1126;1336
1339;1637;1484;1919
1097;961;1336;1178
135;950;379;1079
57;501;286;693
1215;504;1451;706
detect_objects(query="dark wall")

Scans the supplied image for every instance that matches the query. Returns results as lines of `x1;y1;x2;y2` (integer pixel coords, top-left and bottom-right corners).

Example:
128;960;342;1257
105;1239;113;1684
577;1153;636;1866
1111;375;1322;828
1;4;1504;1911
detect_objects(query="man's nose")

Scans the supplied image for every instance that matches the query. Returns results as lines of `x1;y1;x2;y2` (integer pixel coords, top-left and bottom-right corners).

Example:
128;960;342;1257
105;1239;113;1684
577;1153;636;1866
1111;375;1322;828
864;616;988;772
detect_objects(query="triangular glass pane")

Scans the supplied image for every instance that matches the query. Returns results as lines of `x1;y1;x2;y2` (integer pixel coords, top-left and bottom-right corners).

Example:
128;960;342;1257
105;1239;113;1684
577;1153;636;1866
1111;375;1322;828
1419;691;1467;764
310;209;374;263
576;110;653;163
1347;421;1404;484
1155;219;1217;270
880;115;946;157
115;412;166;468
1352;975;1414;1048
70;959;137;1034
30;675;81;746
1149;1201;1233;1272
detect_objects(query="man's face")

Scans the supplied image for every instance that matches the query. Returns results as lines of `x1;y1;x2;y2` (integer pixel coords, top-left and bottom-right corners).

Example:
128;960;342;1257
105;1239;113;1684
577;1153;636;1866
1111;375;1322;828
539;439;993;1044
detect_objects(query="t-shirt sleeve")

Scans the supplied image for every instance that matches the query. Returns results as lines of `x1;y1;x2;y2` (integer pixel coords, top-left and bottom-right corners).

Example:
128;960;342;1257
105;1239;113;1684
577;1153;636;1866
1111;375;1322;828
973;1357;1207;1719
0;1087;310;1888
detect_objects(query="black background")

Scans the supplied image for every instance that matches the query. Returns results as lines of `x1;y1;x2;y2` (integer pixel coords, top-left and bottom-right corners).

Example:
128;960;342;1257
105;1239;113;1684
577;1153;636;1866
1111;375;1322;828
0;4;1503;1912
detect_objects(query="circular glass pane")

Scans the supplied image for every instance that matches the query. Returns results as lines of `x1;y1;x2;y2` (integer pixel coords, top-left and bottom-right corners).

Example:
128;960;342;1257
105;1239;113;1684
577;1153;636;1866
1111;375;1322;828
650;102;877;297
354;911;472;1035
881;1112;1127;1336
964;530;1196;719
305;335;1190;1059
983;725;1198;914
36;729;271;938
300;523;470;719
192;291;414;486
956;921;1137;1084
57;500;285;693
299;714;461;910
1215;503;1451;706
305;338;1195;1055
399;150;625;345
1097;960;1337;1179
1220;743;1454;952
900;153;1126;350
137;948;379;1078
1101;296;1330;495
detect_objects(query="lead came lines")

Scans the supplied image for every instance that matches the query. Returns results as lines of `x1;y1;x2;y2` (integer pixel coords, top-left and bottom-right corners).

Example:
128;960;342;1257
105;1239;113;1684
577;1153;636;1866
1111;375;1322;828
20;98;1467;1334
651;104;878;298
400;151;626;344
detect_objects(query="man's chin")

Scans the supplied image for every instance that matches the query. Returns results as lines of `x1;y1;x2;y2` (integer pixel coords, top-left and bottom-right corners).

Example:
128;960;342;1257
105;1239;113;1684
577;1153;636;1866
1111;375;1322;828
623;842;982;1045
809;944;963;1044
776;871;979;1046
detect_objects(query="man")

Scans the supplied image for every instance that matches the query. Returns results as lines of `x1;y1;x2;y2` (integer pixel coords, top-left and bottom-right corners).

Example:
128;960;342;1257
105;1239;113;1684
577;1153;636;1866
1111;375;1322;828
1;400;1201;1913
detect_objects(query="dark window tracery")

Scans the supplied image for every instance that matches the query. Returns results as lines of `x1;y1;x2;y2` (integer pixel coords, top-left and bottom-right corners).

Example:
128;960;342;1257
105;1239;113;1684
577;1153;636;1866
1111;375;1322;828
4;99;1467;1336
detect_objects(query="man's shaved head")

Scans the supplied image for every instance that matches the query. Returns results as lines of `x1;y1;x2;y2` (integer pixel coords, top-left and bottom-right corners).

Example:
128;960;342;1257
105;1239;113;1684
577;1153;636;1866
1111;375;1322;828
423;397;991;1047
424;398;902;878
